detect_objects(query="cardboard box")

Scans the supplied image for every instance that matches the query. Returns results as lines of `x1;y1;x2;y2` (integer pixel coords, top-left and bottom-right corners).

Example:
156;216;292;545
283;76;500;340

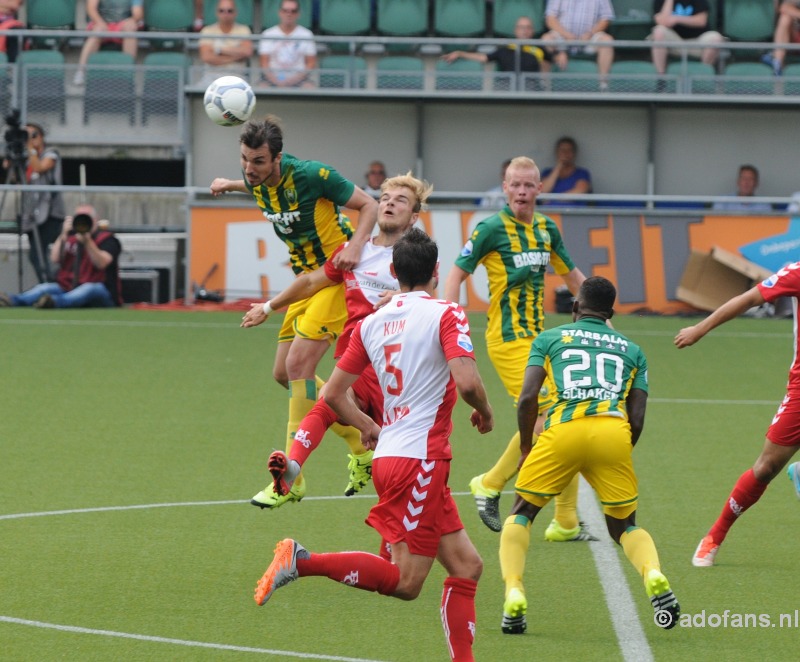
676;246;773;312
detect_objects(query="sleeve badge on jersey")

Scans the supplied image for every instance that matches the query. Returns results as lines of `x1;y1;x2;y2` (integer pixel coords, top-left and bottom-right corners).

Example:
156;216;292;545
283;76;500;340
457;333;473;352
762;274;779;288
460;240;474;257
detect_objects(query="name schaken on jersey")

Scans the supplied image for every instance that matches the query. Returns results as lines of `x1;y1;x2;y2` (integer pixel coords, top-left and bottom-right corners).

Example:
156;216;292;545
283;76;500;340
558;327;630;401
337;292;475;460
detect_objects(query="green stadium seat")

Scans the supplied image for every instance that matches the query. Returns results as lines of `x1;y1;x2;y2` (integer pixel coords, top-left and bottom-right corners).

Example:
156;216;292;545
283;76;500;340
609;0;653;41
18;50;67;123
260;0;313;30
434;0;486;38
83;51;136;125
142;52;190;125
376;56;425;89
26;0;76;48
609;60;658;93
144;0;195;49
782;63;800;96
551;58;598;92
376;0;428;37
723;0;775;42
318;0;371;35
203;0;256;32
0;52;8;120
666;60;715;94
435;58;483;90
493;0;545;37
723;61;776;95
319;54;367;88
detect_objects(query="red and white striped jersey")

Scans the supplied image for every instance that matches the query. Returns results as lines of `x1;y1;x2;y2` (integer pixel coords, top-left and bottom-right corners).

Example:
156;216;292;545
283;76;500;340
325;240;398;357
337;291;476;460
757;262;800;388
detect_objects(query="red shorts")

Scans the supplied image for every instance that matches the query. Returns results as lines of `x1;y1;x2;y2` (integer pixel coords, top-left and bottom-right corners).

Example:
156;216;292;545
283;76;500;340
351;364;383;423
88;20;135;44
366;456;463;558
766;391;800;446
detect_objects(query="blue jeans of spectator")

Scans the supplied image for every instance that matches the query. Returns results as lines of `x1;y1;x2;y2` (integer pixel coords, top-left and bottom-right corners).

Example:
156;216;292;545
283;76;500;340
11;282;114;308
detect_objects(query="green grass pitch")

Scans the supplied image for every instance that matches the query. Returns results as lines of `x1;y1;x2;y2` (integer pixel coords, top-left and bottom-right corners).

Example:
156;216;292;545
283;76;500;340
2;308;798;661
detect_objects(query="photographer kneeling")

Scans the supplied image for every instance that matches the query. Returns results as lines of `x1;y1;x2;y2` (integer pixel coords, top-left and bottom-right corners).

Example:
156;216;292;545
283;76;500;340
0;204;122;309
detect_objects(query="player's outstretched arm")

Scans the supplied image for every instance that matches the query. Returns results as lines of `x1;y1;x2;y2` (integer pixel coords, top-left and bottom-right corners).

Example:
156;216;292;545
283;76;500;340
518;365;546;460
626;388;648;446
210;178;248;196
443;265;469;304
324;366;381;448
334;187;379;270
241;269;335;328
674;286;765;348
449;356;493;434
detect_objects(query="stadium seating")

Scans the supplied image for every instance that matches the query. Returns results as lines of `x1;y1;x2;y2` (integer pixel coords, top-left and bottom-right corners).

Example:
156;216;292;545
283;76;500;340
144;0;195;49
318;0;372;36
723;0;775;42
434;0;486;38
782;63;800;96
492;0;546;37
142;52;190;125
203;0;256;32
609;0;653;41
435;58;483;91
376;56;425;90
666;60;715;94
319;54;367;88
376;0;429;39
17;50;67;123
723;61;775;95
551;58;598;92
26;0;76;49
83;51;136;125
260;0;313;30
609;60;658;93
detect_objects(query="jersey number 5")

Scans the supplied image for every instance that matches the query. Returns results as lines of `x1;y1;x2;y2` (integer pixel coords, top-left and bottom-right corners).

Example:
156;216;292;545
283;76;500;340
383;343;404;395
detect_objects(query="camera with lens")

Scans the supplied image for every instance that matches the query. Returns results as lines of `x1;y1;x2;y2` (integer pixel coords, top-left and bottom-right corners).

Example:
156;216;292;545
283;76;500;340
3;109;29;164
71;213;94;234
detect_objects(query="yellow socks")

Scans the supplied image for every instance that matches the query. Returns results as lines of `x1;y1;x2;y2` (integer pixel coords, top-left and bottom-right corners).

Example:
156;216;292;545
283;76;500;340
553;474;580;531
287;379;317;487
620;527;660;581
499;514;532;594
482;433;521;492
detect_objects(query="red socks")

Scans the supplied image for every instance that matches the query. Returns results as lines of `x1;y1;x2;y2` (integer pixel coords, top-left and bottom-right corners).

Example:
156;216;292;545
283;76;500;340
441;577;477;662
297;551;400;595
708;468;768;544
289;400;338;467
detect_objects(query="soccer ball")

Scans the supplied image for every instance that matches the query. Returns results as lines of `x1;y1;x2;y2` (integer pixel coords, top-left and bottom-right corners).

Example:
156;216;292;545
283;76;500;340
204;76;256;127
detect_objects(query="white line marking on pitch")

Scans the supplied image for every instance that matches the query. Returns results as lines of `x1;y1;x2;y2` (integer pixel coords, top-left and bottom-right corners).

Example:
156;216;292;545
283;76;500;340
578;477;655;662
0;616;387;662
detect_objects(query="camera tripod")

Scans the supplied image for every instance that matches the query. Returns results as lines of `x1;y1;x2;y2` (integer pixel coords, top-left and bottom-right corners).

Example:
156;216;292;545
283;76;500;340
0;148;51;291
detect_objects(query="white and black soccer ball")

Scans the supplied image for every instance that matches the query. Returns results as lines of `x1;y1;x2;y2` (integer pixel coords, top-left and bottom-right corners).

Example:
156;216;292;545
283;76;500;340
204;75;256;127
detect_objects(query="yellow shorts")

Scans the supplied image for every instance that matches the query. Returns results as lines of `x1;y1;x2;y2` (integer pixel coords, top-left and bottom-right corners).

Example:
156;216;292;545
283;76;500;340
278;281;347;344
487;336;557;414
515;416;638;519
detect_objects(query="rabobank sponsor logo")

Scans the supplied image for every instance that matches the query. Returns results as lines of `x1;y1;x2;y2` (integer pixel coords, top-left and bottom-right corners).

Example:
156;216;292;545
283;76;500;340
460;240;474;257
457;333;473;352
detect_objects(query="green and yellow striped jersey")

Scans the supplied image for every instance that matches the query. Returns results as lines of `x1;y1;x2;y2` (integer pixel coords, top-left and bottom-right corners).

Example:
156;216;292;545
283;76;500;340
528;317;648;430
245;154;355;274
454;207;575;345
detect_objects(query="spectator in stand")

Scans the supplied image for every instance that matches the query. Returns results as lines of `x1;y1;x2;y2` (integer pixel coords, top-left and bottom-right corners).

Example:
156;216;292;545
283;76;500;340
541;0;615;90
0;204;122;309
193;0;204;32
0;0;24;63
198;0;253;85
363;160;387;196
540;136;592;207
479;158;512;208
761;1;800;76
712;165;773;213
650;0;724;80
441;15;552;78
258;0;317;88
73;0;144;86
